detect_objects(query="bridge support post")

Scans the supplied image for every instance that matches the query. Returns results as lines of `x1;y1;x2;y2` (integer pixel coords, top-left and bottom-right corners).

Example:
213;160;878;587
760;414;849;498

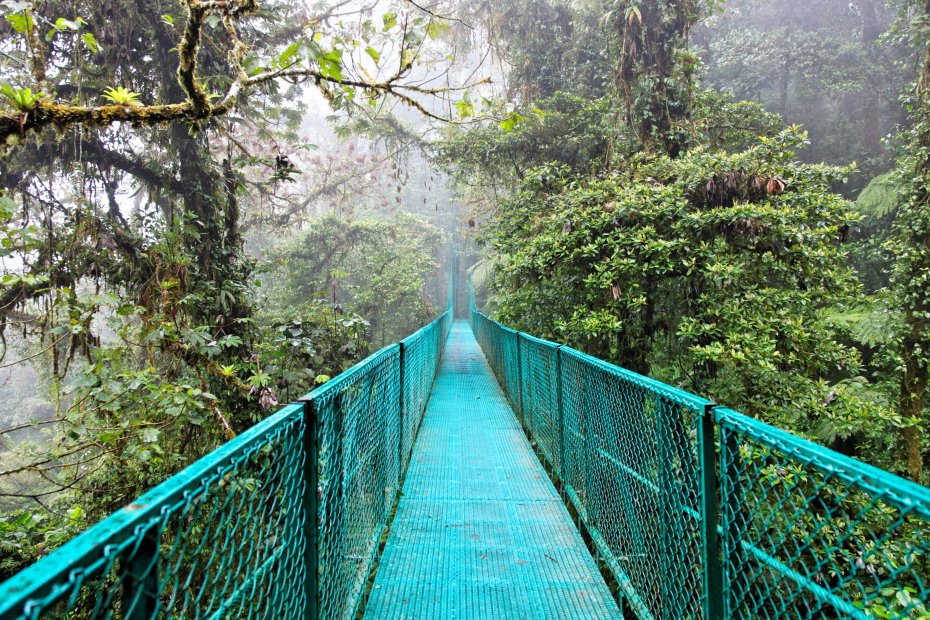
516;333;525;425
398;342;406;480
555;345;565;486
699;404;723;619
719;418;748;617
303;399;320;620
121;526;160;620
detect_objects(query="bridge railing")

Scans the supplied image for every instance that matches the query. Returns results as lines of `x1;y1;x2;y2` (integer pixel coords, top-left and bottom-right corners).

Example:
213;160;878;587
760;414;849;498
470;288;930;620
306;306;452;620
0;403;309;620
0;271;455;620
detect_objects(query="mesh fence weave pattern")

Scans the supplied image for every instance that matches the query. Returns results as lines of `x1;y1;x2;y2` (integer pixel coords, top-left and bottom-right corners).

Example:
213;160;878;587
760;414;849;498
717;407;930;619
308;309;451;620
0;404;308;620
470;284;930;620
0;287;453;620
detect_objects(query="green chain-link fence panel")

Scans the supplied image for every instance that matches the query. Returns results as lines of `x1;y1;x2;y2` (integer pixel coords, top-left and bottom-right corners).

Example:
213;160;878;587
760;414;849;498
469;281;930;620
517;333;561;472
399;315;449;475
306;345;401;620
559;347;708;620
305;292;451;620
0;403;308;620
471;311;520;413
0;266;454;620
717;407;930;619
306;306;453;620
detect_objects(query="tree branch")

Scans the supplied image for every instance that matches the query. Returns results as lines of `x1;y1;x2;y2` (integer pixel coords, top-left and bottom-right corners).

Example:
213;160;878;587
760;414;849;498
0;0;487;146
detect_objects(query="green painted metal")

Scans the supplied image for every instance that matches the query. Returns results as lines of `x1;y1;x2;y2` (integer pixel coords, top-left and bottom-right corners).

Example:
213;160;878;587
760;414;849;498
0;402;308;619
363;320;620;619
697;404;723;619
715;406;930;619
469;279;930;620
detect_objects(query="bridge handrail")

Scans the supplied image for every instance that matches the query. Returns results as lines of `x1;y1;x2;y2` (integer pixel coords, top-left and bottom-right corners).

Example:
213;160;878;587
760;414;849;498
0;403;308;620
469;283;930;620
0;259;457;620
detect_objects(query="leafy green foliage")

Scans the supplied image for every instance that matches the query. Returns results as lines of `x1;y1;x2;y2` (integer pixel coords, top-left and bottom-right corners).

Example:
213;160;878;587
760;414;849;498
267;213;446;347
693;90;785;152
482;129;902;465
0;84;44;112
437;93;624;185
101;86;141;106
857;173;899;220
255;304;369;405
3;4;34;34
609;0;717;155
489;0;614;101
0;508;82;577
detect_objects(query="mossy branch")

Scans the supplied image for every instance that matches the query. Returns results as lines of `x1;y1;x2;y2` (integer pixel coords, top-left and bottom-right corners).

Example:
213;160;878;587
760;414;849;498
1;0;484;146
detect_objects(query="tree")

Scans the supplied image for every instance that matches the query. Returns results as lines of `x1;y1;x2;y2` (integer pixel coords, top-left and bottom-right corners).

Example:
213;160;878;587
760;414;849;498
0;0;475;571
888;0;930;482
0;0;474;144
481;129;903;465
700;0;911;184
610;0;722;156
268;213;445;347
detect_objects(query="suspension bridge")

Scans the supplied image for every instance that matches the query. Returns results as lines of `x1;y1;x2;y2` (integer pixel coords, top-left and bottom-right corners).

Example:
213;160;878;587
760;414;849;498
1;273;928;619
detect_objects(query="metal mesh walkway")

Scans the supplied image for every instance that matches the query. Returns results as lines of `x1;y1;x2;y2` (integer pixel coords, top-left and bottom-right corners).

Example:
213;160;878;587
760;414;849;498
364;320;621;619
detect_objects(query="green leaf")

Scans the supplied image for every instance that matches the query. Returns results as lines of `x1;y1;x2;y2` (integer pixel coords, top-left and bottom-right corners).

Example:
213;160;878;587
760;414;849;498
5;11;34;34
455;99;475;119
81;32;99;54
0;195;16;219
365;45;380;64
279;42;301;67
499;112;525;133
54;17;82;31
319;58;342;81
382;12;397;31
102;86;141;106
0;84;44;111
426;21;448;40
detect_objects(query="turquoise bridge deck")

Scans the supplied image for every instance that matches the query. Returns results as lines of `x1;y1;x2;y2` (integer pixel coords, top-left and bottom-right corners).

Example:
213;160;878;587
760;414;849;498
365;320;620;619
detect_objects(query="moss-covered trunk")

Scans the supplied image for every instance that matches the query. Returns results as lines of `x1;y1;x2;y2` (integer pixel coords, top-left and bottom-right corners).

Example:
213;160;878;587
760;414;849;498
895;0;930;482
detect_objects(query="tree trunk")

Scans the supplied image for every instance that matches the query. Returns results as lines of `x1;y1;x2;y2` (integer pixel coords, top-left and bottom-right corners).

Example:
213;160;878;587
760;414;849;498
895;0;930;482
899;314;927;480
860;0;882;158
615;0;701;157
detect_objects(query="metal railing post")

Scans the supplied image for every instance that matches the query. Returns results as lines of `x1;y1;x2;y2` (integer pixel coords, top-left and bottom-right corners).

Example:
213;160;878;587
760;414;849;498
397;342;406;479
303;399;320;620
516;333;525;424
555;345;565;483
122;527;159;620
719;415;746;618
699;404;723;619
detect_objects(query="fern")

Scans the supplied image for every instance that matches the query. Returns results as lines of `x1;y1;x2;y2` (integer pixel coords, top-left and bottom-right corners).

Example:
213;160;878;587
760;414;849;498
822;298;901;347
855;172;898;219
